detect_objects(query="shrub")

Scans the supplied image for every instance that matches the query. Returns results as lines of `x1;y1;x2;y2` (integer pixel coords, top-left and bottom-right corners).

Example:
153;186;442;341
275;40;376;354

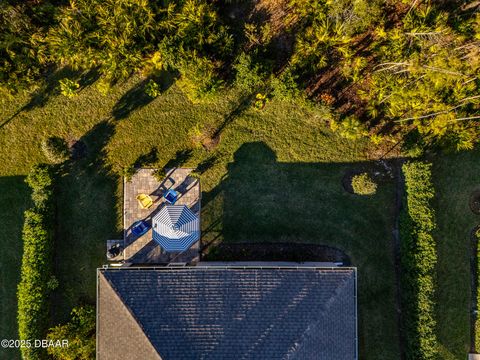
144;79;161;98
122;165;136;182
59;78;80;97
189;171;201;179
351;173;377;195
41;136;70;164
233;52;264;91
175;54;223;101
47;306;96;360
18;164;56;360
25;163;54;208
18;181;54;356
400;161;438;360
336;117;367;140
475;228;480;351
17;210;53;360
254;93;267;110
269;69;303;101
152;168;166;182
328;0;384;35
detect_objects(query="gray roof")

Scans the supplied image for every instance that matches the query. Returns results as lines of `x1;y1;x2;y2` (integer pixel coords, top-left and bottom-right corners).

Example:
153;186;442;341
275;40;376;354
97;267;357;360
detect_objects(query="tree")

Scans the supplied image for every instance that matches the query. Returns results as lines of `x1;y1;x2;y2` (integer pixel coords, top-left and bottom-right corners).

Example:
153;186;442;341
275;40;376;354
362;3;480;150
42;136;70;164
47;306;96;360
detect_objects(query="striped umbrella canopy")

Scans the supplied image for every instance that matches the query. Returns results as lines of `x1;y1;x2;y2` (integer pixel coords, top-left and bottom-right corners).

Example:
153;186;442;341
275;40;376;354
152;205;200;252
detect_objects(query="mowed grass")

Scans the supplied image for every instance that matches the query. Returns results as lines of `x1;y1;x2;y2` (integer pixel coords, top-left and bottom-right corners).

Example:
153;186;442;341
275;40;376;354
0;177;29;360
0;75;400;359
201;143;400;359
432;149;480;359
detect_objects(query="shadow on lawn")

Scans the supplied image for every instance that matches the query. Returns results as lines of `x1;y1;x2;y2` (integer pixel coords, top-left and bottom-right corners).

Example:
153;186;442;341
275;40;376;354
52;119;121;323
201;141;401;359
202;141;394;250
0;176;30;360
0;68;100;130
112;71;175;120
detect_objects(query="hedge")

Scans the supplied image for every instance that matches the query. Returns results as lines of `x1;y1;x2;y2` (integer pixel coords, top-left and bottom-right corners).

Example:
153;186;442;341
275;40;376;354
17;164;55;360
400;161;438;360
475;228;480;351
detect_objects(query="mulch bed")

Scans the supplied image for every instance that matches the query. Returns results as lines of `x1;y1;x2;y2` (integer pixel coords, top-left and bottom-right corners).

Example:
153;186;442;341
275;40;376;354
203;242;350;264
470;191;480;214
202;133;221;151
342;160;395;194
342;169;363;194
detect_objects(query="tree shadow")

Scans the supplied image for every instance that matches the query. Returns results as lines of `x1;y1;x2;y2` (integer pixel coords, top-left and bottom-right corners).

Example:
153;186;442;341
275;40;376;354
212;93;255;138
197;154;220;174
201;141;401;359
112;71;175;120
0;176;30;360
163;149;193;170
52;119;121;323
77;68;101;91
202;141;396;247
0;68;100;130
133;147;158;168
21;67;71;112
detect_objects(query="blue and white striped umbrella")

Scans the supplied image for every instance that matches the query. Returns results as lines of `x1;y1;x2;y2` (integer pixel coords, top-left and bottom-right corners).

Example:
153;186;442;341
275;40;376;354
152;205;200;252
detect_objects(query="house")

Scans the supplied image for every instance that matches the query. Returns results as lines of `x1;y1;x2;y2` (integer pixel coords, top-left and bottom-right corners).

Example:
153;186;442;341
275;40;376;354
96;265;357;360
99;169;358;359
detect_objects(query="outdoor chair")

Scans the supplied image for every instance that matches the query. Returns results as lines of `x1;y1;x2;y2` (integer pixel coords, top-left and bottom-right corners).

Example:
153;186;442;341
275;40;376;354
136;194;153;209
131;220;151;237
163;189;178;204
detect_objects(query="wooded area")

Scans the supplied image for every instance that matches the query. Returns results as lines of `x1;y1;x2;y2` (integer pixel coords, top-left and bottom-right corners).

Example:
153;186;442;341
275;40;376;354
1;0;479;152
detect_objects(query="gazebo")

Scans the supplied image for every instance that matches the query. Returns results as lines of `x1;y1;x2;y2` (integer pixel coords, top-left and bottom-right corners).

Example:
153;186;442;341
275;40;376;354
152;205;200;252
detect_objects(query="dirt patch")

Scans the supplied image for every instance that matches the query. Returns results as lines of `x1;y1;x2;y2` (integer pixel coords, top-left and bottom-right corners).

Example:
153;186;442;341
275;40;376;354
203;242;350;264
202;133;221;152
470;191;480;214
251;0;287;31
190;123;221;152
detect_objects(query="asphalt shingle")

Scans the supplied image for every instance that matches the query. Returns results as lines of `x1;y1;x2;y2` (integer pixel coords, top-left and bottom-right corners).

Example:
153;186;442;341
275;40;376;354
98;267;357;360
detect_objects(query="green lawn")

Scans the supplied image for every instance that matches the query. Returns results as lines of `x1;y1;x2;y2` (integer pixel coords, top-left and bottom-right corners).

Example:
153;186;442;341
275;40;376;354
2;74;400;359
201;143;400;359
0;177;29;360
432;150;480;359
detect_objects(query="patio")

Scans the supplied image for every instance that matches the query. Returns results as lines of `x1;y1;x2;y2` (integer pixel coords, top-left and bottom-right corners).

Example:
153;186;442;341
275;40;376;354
122;168;201;264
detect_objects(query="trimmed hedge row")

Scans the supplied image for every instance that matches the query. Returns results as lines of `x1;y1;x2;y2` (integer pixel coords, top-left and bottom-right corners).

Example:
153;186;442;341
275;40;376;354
17;164;55;360
475;228;480;351
400;162;438;360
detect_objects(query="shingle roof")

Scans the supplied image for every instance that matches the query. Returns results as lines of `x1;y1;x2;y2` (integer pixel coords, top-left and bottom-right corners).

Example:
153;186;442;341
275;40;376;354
97;267;357;360
97;273;162;360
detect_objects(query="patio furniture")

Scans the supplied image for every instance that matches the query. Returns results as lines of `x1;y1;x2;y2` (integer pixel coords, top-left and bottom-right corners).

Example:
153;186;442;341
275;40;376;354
106;243;123;259
163;189;178;205
136;193;153;209
131;220;151;237
152;205;200;252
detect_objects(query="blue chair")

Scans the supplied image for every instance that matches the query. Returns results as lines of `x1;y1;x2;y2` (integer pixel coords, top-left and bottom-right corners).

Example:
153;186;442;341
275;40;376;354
163;189;178;204
131;220;151;237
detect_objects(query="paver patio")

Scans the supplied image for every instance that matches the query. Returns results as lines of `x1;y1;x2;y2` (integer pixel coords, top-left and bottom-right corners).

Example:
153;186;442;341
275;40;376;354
122;168;201;264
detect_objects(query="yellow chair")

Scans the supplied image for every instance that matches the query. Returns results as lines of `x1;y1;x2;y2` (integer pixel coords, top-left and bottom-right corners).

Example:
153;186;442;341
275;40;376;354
136;194;153;209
